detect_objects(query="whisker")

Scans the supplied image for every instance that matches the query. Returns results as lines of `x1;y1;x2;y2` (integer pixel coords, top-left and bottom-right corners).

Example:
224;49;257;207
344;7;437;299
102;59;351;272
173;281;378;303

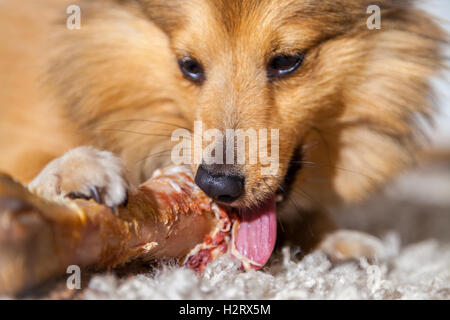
291;187;326;213
95;128;181;139
93;119;193;132
278;184;304;218
301;177;330;183
135;149;174;165
310;126;332;165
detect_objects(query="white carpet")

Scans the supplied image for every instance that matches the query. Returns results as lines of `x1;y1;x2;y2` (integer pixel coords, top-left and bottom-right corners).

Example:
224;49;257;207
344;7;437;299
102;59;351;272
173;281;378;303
83;240;450;300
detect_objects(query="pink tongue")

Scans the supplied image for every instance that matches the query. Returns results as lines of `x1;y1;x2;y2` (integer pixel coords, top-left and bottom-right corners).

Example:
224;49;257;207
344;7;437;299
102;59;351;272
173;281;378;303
234;196;277;268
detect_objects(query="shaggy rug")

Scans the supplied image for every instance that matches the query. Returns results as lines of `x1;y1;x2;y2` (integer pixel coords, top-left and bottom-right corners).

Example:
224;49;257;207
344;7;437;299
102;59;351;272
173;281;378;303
74;158;449;300
83;240;450;300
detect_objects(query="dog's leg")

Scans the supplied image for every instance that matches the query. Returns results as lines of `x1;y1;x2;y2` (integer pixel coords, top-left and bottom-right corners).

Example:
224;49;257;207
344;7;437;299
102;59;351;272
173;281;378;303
28;146;129;208
279;210;385;263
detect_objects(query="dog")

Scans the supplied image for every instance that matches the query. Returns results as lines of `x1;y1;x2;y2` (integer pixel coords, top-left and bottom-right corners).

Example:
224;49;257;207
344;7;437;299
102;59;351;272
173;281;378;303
0;0;445;263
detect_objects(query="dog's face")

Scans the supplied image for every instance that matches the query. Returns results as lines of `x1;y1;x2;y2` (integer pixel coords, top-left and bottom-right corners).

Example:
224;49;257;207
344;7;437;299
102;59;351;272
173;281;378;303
52;0;443;218
167;0;329;209
139;0;443;214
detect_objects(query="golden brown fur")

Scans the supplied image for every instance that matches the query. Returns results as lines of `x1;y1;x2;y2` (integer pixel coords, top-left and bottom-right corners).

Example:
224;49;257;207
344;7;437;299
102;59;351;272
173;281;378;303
0;0;446;253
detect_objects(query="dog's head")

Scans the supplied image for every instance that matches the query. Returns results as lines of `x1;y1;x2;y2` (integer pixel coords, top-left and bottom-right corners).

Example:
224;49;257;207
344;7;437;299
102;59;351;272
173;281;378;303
138;0;444;214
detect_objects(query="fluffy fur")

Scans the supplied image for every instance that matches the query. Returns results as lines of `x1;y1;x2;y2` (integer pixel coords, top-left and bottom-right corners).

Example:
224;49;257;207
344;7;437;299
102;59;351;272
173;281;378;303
0;0;445;254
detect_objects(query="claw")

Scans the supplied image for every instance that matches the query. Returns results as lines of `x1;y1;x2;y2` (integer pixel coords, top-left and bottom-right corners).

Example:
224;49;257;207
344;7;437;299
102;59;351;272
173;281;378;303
67;192;91;201
110;206;119;216
67;187;102;204
89;186;102;204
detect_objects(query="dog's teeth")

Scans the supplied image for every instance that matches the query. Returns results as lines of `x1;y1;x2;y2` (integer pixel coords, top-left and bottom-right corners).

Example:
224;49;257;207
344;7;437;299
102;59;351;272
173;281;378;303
276;194;284;203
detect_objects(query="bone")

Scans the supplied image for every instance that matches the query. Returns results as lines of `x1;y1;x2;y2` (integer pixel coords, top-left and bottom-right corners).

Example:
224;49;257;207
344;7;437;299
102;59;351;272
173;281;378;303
0;166;232;296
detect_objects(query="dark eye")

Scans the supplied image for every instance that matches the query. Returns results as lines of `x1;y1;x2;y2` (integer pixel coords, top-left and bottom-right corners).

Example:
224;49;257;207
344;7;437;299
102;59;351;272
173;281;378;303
267;53;304;81
178;56;205;83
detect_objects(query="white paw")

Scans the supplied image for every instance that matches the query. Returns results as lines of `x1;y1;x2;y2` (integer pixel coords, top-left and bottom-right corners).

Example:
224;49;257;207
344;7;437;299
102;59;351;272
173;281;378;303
29;146;129;208
318;230;386;263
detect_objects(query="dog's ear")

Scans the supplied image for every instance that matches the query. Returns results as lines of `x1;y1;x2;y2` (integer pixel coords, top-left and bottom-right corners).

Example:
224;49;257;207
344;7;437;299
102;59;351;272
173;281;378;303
319;6;446;203
138;0;186;34
344;6;446;140
296;4;447;205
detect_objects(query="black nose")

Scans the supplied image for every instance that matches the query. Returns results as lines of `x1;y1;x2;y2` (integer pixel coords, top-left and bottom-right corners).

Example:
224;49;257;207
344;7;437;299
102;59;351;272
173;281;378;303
195;165;244;204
